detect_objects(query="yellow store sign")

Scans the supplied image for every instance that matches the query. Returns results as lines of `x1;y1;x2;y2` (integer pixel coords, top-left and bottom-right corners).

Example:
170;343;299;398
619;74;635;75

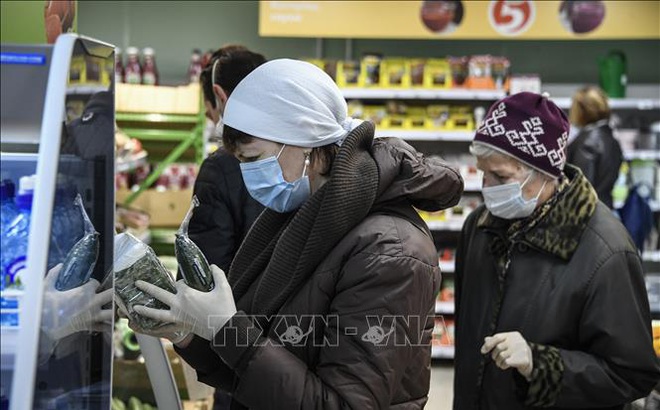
259;1;660;40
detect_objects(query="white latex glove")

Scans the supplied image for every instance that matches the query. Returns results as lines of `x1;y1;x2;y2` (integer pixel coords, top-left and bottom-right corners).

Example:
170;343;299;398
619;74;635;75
481;331;534;380
118;301;191;345
40;264;113;360
133;265;237;342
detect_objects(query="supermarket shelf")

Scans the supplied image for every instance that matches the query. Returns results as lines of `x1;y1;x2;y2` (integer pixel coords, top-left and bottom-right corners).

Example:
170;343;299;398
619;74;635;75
552;97;660;110
623;150;660;161
435;301;455;315
431;345;455;359
120;128;195;142
342;88;506;100
643;251;660;263
116;112;200;124
425;219;465;232
374;130;474;141
116;152;148;173
439;260;455;273
66;84;109;95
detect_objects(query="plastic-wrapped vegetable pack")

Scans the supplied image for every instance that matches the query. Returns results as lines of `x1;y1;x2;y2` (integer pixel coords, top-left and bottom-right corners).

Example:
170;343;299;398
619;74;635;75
114;232;177;330
55;194;99;291
175;195;214;292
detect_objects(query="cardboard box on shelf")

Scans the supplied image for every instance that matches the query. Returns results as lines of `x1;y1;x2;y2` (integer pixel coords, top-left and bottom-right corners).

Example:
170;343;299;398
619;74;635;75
116;83;200;114
116;189;193;227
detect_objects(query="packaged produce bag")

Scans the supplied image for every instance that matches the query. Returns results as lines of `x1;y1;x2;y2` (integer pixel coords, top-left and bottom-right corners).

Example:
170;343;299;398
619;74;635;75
55;194;99;291
175;195;214;291
114;232;177;330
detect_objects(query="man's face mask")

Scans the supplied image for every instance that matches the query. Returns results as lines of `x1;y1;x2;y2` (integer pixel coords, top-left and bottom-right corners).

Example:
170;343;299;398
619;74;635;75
239;145;311;213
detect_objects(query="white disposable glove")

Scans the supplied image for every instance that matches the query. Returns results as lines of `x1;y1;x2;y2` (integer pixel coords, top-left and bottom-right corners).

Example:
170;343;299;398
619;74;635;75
481;331;534;380
133;265;237;342
117;301;191;345
40;264;113;360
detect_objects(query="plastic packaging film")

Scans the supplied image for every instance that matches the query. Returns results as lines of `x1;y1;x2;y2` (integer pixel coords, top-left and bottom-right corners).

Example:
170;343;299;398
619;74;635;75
113;232;177;330
55;194;100;291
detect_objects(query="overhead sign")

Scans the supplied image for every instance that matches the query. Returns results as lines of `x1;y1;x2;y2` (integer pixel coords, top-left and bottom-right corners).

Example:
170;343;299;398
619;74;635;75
259;1;660;40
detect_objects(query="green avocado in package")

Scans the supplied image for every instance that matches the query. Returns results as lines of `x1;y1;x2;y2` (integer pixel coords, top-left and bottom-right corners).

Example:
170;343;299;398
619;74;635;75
175;195;214;291
114;232;177;330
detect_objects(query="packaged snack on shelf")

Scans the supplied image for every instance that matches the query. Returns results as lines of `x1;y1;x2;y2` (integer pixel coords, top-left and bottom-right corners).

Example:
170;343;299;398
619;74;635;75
410;59;426;87
433;318;454;346
467;55;494;89
446;113;475;131
448;56;469;87
363;106;387;128
440;278;455;302
347;100;364;119
406;107;428;129
175;196;214;292
382;58;411;88
427;105;450;129
336;60;360;88
491;56;510;90
423;59;452;89
114;232;178;331
509;74;542;94
360;54;383;87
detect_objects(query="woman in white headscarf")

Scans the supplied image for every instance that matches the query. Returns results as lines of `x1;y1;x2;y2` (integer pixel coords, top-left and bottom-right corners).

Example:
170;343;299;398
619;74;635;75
131;59;464;409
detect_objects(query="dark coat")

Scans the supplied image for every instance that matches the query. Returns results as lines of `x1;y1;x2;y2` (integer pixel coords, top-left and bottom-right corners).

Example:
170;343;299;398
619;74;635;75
176;131;464;409
567;122;623;208
188;148;264;274
453;165;660;410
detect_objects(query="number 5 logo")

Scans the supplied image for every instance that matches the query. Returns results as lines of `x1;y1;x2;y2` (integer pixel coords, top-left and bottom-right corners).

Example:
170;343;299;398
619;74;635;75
489;0;536;36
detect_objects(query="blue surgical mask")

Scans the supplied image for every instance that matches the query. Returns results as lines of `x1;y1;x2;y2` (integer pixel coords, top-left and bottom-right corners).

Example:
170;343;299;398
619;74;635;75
482;172;547;220
239;145;311;213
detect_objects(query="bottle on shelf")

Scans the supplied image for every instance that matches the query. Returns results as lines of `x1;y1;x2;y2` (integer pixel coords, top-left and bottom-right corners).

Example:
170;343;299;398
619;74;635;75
0;179;18;234
141;47;159;86
188;48;203;84
124;46;142;85
1;175;35;290
114;47;124;84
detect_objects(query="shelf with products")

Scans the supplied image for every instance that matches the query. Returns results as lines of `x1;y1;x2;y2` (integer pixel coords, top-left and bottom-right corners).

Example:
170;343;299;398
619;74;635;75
623;150;660;161
374;129;474;141
115;83;205;207
552;97;660;110
432;317;455;359
342;88;506;101
644;251;660;263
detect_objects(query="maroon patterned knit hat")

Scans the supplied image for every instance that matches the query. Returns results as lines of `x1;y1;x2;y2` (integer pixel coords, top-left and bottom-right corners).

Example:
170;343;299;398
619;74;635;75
474;92;570;178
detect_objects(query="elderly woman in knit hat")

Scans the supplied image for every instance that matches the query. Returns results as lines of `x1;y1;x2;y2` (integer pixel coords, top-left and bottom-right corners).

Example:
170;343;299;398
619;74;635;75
453;92;659;409
131;59;464;409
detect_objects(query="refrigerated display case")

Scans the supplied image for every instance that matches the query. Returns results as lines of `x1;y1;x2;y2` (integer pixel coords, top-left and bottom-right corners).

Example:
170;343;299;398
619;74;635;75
1;34;115;410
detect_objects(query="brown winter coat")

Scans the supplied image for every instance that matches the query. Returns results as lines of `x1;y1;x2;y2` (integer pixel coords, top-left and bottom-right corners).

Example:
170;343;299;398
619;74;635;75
175;122;464;409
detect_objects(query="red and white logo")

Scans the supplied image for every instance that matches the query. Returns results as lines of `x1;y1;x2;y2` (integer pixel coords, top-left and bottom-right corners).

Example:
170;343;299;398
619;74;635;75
488;0;536;36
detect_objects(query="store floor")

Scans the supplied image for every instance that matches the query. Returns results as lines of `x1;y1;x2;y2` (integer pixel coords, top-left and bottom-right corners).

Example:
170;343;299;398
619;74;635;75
428;363;454;409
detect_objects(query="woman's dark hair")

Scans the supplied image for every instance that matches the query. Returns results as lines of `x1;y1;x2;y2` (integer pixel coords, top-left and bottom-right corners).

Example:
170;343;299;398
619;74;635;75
200;45;266;109
223;125;339;177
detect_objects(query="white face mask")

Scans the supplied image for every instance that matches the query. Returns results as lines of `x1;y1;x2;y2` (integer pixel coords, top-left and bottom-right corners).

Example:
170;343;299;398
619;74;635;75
482;172;548;220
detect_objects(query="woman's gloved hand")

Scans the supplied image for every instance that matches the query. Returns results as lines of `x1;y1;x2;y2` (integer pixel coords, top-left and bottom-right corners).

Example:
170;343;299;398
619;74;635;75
481;331;534;380
40;264;113;361
133;265;237;341
116;298;191;345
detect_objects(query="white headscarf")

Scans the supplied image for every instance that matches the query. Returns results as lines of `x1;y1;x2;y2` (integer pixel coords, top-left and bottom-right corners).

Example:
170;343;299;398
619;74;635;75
223;59;363;147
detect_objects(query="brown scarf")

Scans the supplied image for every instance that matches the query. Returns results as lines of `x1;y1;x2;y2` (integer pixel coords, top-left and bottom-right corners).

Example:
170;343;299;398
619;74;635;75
227;122;380;317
